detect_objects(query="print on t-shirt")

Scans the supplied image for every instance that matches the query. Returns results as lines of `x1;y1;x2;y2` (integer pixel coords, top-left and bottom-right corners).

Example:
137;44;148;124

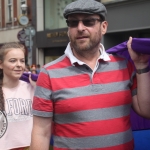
6;98;32;122
0;111;7;138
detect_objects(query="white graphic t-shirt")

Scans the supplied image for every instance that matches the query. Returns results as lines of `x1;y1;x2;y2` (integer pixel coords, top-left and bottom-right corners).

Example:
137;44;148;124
0;80;34;150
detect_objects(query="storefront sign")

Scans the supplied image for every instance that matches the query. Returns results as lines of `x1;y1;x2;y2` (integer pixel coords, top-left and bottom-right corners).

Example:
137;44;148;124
47;31;67;38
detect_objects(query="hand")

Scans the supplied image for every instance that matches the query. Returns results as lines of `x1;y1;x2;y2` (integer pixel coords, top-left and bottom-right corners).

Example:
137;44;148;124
29;74;36;88
127;36;150;69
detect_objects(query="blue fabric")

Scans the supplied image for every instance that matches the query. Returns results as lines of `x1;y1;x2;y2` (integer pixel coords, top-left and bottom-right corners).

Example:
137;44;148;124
50;136;53;145
133;129;150;150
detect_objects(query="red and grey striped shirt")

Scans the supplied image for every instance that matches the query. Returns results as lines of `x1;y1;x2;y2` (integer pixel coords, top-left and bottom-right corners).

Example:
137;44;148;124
32;43;136;150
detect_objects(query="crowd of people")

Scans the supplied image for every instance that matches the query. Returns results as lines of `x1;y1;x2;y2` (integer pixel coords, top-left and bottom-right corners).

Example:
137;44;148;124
24;64;41;74
0;0;150;150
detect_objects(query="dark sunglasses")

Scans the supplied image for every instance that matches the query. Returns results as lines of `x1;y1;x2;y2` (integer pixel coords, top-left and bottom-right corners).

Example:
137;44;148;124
66;18;101;28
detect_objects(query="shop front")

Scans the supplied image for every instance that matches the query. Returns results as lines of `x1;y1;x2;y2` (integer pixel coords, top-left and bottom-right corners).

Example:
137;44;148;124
36;28;69;64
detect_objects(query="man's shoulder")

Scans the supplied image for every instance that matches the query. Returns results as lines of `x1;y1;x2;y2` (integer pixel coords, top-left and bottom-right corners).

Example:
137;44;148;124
43;54;71;70
108;53;128;61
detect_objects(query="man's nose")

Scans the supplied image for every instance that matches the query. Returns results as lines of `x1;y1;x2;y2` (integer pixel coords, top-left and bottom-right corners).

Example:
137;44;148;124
77;21;86;31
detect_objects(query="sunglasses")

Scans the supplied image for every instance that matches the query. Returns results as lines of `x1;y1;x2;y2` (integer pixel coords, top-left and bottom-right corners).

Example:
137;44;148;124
66;18;101;28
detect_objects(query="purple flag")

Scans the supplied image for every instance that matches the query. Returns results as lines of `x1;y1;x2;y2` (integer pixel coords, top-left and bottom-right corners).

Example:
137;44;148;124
20;72;38;83
107;38;150;131
107;38;150;59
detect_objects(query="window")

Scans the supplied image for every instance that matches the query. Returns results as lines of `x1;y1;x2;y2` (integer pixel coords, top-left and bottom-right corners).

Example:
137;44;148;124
20;0;26;4
7;0;12;22
44;0;75;30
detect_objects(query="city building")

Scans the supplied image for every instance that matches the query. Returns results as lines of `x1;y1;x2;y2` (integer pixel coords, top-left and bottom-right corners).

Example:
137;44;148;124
0;0;32;64
32;0;150;66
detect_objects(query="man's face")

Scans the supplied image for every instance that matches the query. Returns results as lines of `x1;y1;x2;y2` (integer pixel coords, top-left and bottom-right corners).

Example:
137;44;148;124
67;14;107;53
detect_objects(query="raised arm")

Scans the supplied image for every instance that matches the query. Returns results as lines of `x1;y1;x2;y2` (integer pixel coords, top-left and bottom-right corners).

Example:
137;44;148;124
127;37;150;118
30;116;52;150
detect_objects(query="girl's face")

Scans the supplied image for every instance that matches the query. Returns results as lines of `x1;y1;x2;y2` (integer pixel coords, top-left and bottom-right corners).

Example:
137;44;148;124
0;48;25;80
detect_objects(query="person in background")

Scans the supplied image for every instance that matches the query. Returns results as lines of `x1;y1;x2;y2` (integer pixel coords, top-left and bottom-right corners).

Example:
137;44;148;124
30;65;37;74
24;64;31;73
31;65;36;71
0;42;36;150
30;0;150;150
36;64;41;74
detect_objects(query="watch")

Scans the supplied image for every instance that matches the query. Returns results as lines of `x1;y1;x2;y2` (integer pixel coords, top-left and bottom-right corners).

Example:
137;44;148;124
136;66;150;74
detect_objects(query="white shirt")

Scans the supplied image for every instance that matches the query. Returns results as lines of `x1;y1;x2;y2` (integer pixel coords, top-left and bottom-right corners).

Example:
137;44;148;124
65;42;111;75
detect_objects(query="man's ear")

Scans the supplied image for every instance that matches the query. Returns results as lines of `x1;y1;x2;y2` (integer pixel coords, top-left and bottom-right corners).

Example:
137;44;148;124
101;21;108;35
0;60;3;69
67;31;70;38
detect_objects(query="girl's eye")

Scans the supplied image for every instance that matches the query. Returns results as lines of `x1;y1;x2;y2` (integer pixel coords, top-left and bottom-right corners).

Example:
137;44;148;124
10;60;16;63
21;60;25;63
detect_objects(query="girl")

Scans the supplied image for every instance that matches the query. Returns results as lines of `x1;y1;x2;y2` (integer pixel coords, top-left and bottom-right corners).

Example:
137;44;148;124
0;42;35;150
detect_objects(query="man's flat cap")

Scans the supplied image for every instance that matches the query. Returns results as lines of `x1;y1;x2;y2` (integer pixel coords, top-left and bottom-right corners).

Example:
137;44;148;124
63;0;107;20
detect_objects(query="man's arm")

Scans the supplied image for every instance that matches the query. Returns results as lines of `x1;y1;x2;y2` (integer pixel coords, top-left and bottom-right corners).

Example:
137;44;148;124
132;72;150;118
30;116;52;150
127;37;150;118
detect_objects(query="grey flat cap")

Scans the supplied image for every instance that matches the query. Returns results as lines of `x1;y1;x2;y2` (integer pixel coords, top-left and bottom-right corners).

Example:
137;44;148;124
63;0;107;20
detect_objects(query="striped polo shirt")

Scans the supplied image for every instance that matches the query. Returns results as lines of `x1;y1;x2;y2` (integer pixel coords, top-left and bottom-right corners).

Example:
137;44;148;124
32;43;136;150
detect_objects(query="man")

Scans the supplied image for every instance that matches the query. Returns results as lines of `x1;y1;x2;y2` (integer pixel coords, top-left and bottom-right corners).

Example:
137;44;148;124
36;64;41;74
30;0;150;149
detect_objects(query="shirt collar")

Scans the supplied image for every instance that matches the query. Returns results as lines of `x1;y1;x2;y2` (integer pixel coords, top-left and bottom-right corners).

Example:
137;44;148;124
65;42;110;66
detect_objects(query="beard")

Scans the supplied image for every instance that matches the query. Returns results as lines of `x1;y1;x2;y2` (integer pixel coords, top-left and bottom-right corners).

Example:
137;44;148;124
69;34;101;53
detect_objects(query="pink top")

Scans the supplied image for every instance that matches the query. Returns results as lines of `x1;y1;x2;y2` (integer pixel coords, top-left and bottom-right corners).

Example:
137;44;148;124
0;80;34;150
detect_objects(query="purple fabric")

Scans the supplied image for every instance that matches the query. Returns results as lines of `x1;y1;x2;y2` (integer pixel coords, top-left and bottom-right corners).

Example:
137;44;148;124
107;38;150;59
106;38;150;131
20;72;38;83
130;108;150;131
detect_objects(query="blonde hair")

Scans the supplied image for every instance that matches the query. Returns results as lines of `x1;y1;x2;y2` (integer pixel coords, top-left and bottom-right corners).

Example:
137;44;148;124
0;42;25;111
0;42;25;62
